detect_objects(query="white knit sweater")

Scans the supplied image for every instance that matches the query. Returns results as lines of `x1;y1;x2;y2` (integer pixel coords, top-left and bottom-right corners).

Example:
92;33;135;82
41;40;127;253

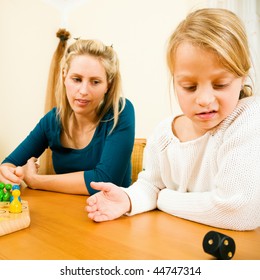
124;96;260;231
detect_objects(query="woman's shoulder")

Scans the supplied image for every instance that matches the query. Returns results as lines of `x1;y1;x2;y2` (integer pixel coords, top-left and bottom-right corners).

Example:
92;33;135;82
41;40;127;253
104;98;134;118
38;107;60;129
44;107;58;118
125;98;133;106
122;98;135;113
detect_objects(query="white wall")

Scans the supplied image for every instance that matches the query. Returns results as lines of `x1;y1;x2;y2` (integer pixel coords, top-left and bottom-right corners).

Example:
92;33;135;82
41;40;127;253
0;0;208;161
208;0;260;94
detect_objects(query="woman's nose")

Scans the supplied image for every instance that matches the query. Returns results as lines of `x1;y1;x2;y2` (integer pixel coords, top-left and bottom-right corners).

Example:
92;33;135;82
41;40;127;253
79;81;89;95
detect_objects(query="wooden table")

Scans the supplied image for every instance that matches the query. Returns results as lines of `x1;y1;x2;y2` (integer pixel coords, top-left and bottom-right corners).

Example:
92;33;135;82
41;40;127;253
0;188;259;260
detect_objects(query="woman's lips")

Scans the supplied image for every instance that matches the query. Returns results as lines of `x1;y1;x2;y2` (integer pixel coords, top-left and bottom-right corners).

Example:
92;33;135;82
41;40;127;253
75;99;90;106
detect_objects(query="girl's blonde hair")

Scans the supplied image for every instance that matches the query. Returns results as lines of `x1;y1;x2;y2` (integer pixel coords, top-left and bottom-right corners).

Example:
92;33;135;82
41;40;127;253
166;8;253;99
56;39;125;137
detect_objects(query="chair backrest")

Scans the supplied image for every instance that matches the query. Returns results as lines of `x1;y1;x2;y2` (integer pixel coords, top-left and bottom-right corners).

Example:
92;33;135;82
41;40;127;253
131;138;147;183
38;147;55;175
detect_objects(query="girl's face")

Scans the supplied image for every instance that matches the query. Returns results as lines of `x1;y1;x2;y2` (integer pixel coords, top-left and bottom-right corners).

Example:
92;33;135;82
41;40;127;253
173;42;244;134
64;55;108;119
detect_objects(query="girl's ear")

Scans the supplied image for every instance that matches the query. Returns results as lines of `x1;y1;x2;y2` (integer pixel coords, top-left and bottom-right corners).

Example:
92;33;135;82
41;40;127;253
241;76;246;86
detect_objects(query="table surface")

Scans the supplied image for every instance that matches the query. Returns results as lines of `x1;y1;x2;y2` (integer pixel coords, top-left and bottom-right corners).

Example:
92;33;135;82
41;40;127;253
0;188;259;260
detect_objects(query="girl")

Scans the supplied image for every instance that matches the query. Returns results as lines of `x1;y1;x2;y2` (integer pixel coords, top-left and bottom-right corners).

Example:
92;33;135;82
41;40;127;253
86;8;260;230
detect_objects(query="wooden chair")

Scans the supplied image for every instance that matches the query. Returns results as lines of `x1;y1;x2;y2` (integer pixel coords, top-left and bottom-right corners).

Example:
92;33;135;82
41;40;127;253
38;147;55;175
131;138;147;183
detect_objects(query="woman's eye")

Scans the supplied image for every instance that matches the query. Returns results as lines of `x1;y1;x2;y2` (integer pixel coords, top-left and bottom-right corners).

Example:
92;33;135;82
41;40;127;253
72;77;82;83
92;80;101;85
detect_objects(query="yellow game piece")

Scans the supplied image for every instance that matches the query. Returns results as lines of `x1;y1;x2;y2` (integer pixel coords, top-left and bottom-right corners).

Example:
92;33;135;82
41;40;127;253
9;189;22;213
0;200;30;236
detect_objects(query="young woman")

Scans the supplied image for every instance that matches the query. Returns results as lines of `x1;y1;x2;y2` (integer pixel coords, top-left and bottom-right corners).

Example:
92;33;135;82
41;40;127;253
0;39;135;195
85;8;260;230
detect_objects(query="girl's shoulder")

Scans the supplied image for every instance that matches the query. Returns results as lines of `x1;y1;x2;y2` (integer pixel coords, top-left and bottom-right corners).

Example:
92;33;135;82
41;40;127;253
227;96;260;125
155;117;174;131
147;116;175;151
217;96;260;137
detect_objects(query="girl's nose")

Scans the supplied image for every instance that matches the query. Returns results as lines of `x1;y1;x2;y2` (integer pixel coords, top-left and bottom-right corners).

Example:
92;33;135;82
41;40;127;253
195;88;215;107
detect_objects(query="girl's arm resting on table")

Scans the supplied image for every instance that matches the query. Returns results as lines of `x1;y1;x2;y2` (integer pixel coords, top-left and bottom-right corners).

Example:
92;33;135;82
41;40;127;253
157;186;260;231
157;118;260;231
122;177;160;216
122;133;166;216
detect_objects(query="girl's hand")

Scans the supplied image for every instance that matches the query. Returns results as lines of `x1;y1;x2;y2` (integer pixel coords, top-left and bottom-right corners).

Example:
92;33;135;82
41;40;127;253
85;182;131;222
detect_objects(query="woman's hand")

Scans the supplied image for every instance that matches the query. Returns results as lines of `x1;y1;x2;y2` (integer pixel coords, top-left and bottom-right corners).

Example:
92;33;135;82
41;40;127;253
85;182;131;222
22;157;40;187
0;164;24;185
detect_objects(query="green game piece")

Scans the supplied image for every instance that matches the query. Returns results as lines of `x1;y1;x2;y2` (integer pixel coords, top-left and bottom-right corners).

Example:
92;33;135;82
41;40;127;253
0;182;5;201
3;192;11;201
3;184;12;202
5;184;12;191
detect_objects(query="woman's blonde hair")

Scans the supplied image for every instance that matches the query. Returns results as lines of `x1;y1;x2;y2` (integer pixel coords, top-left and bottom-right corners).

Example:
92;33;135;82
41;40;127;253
166;8;253;99
56;39;125;137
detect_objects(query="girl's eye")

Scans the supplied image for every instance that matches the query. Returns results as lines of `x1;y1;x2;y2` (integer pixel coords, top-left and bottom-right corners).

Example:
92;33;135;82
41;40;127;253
213;84;228;89
183;85;197;92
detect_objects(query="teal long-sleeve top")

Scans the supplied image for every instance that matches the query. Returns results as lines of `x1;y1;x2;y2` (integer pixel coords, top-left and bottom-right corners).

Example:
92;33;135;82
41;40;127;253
2;99;135;194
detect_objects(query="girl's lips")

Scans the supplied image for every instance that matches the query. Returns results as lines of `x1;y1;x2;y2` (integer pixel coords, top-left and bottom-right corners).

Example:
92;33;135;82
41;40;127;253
196;111;217;120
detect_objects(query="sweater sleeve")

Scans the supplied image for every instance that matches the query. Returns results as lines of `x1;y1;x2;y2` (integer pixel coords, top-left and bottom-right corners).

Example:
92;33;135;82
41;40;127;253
157;101;260;231
84;99;135;194
123;119;171;214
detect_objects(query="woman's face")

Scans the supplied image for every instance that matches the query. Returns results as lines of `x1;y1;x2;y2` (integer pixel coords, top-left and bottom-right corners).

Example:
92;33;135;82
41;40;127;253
64;55;108;118
173;42;244;134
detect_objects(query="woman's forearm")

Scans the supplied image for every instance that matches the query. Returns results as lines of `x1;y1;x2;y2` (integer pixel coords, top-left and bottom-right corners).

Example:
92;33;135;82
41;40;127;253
25;171;89;195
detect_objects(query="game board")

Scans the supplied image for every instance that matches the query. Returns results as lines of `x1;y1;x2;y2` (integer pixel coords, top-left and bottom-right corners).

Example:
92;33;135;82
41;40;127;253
0;200;30;236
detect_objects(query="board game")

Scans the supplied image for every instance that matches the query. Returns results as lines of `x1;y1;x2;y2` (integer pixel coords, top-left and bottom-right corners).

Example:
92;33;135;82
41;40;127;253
0;200;30;236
